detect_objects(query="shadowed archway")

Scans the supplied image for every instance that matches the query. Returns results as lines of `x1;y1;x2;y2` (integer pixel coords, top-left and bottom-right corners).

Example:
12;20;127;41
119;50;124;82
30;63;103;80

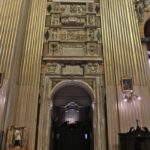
50;84;94;150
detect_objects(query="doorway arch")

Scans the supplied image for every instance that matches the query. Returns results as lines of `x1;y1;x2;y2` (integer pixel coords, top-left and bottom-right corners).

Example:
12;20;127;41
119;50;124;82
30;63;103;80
50;80;95;150
144;18;150;51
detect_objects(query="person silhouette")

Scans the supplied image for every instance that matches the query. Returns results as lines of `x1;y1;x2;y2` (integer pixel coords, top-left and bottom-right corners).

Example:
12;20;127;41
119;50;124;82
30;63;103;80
14;129;21;147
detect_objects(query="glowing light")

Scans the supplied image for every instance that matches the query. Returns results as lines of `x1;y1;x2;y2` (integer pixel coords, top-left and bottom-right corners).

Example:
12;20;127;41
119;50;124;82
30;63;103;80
137;96;141;100
84;134;88;140
123;98;128;102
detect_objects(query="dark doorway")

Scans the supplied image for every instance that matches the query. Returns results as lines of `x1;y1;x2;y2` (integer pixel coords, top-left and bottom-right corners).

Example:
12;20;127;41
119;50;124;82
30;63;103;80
144;18;150;52
50;85;94;150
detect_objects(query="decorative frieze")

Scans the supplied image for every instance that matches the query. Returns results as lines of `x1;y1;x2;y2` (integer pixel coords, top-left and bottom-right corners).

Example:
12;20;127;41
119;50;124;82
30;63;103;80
43;42;102;57
44;28;101;42
45;63;103;76
45;14;100;27
47;2;100;15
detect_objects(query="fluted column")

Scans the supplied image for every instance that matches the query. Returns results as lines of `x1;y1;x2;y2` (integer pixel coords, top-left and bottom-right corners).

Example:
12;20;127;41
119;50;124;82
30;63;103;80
14;0;46;149
101;0;150;150
0;0;30;130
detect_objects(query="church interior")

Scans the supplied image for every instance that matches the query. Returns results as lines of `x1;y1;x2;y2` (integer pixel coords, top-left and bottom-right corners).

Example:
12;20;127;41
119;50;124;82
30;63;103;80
0;0;150;150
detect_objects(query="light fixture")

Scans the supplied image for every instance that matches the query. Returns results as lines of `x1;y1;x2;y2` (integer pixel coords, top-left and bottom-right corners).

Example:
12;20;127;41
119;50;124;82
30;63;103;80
123;90;141;102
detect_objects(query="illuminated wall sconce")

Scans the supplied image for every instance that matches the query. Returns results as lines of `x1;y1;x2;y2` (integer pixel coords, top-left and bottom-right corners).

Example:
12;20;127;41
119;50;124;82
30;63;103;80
121;77;141;102
122;90;141;102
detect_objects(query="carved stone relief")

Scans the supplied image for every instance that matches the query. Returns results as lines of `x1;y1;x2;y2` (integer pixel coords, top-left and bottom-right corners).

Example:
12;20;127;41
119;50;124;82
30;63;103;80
43;1;102;58
61;15;86;26
96;28;102;41
43;42;103;57
87;15;96;26
86;43;98;56
51;29;59;41
45;63;103;76
51;14;60;26
61;43;86;56
52;2;60;12
62;65;84;76
87;29;95;41
53;28;98;42
134;0;150;22
48;42;62;55
44;42;102;57
87;3;94;12
59;29;87;41
95;3;100;14
46;63;61;74
47;3;100;15
85;63;101;75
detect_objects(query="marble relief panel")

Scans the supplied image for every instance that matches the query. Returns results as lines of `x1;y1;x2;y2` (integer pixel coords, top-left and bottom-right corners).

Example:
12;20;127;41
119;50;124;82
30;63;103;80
43;42;102;57
44;29;101;42
45;14;100;27
61;15;86;26
47;2;100;15
62;65;84;76
47;42;101;56
61;43;86;56
45;63;103;76
46;63;61;74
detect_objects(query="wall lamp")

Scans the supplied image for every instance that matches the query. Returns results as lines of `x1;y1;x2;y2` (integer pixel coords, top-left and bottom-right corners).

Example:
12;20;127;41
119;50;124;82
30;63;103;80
121;77;141;102
123;90;141;102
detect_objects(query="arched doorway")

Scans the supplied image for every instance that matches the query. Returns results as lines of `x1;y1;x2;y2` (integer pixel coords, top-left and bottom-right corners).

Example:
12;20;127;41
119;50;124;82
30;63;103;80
144;18;150;52
50;84;94;150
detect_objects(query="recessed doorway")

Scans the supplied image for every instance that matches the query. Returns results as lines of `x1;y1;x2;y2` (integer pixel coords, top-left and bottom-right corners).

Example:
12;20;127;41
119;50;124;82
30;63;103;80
50;85;94;150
